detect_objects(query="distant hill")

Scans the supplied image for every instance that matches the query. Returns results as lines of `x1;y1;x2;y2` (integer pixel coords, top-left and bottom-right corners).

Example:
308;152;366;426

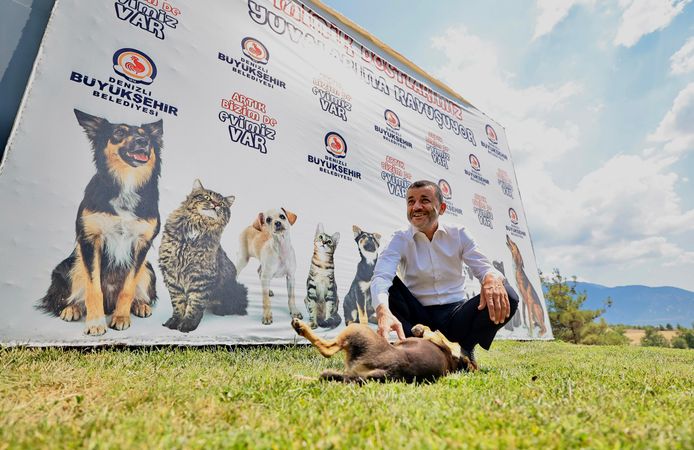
566;282;694;327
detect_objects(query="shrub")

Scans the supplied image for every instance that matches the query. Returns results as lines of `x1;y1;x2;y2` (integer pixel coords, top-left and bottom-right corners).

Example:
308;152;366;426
641;327;670;347
676;329;694;348
670;336;688;349
581;319;630;345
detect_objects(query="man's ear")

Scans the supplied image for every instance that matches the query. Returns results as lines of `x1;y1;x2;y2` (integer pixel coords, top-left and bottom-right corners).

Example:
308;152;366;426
439;201;447;215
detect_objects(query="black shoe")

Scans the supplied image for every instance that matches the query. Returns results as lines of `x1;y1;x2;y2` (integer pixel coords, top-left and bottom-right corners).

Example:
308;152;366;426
461;347;478;372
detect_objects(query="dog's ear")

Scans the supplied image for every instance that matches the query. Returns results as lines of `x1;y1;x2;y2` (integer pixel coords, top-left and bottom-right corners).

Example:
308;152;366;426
74;109;108;144
281;208;297;225
142;119;164;147
253;213;264;231
192;179;204;192
225;195;235;206
352;225;361;238
332;232;340;246
315;223;324;238
373;232;382;244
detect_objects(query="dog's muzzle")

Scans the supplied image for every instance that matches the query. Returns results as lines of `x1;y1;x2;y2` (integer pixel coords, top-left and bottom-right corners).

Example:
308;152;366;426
120;141;151;167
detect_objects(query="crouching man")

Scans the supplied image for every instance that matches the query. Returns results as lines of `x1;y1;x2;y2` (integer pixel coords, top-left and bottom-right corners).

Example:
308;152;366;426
370;180;519;368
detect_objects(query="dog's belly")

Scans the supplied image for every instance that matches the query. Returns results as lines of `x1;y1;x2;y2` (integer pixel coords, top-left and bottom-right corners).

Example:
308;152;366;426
268;261;291;279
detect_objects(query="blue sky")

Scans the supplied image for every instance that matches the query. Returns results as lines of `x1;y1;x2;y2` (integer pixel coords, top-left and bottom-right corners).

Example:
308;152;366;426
323;0;694;290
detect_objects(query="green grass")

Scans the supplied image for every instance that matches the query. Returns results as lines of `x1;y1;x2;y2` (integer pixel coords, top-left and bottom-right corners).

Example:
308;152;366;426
1;341;693;449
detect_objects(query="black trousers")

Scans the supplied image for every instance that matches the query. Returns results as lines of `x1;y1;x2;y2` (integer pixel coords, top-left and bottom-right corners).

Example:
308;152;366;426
388;276;519;352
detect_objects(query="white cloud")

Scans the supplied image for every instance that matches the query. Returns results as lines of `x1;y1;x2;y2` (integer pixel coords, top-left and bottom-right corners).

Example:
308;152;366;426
648;82;694;155
552;237;682;266
670;37;694;74
614;0;691;48
430;26;582;164
430;26;694;288
532;0;596;41
522;86;694;280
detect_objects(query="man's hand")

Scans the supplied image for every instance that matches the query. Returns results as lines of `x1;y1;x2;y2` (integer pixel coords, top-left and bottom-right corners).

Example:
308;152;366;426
376;304;406;341
478;273;510;325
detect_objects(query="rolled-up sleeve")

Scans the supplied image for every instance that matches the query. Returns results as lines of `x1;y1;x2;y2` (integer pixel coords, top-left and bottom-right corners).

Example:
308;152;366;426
370;231;406;309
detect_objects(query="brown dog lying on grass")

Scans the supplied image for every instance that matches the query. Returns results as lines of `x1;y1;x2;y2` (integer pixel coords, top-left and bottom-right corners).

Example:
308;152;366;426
291;318;477;382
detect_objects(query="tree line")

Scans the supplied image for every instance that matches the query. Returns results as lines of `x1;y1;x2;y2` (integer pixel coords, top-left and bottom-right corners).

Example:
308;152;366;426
541;269;694;348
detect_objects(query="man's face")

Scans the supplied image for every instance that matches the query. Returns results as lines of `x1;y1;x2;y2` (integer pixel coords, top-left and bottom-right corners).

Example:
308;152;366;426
406;185;446;234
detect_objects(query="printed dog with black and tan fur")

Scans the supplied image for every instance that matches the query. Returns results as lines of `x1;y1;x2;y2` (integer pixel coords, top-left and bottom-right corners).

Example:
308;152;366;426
37;109;162;335
506;235;547;336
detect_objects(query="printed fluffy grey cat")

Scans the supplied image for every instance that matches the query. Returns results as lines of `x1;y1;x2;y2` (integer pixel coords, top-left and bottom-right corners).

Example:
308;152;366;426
159;179;247;332
304;223;341;329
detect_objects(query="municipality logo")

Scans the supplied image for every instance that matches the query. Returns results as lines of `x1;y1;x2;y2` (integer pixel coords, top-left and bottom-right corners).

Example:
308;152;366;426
438;179;452;200
469;153;481;172
242;37;269;64
506;207;526;237
374;109;412;149
482;123;507;161
307;131;361;182
508;208;519;225
465;154;489;186
325;132;347;158
113;48;157;85
438;179;462;216
485;124;498;145
384;109;400;130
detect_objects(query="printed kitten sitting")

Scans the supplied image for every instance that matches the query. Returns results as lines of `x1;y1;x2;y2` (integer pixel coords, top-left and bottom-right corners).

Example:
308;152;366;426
159;179;248;332
304;223;341;329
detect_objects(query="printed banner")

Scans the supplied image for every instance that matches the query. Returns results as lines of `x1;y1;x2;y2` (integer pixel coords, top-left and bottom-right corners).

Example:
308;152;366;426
0;0;553;345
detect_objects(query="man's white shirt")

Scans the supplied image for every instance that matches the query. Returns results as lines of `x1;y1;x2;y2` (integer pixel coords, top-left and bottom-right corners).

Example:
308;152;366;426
370;223;502;308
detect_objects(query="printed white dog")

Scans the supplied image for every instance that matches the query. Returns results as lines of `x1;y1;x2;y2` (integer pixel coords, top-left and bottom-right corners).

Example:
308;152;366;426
237;208;302;324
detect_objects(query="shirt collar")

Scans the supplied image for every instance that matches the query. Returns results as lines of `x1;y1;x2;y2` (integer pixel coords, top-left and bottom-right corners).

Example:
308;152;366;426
408;223;449;239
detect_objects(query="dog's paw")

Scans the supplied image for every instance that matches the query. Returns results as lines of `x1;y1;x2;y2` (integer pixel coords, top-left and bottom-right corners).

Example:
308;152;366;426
131;301;152;318
291;318;305;335
60;305;82;322
110;314;131;331
411;324;431;338
262;314;273;325
83;318;107;336
163;316;180;329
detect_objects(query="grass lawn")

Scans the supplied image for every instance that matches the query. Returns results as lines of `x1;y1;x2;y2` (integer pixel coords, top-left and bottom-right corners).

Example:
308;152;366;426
1;341;693;449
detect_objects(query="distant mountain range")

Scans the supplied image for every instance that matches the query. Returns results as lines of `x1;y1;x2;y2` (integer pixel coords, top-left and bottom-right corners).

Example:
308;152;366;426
558;282;694;327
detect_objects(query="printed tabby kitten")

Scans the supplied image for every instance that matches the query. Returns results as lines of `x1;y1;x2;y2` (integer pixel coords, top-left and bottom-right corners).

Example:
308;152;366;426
304;223;341;329
159;179;247;332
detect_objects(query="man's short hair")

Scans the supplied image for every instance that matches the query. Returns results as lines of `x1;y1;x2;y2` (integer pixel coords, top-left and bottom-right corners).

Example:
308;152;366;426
407;180;443;204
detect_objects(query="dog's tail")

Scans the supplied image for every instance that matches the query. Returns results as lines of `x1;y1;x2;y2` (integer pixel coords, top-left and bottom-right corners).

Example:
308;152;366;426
36;253;76;316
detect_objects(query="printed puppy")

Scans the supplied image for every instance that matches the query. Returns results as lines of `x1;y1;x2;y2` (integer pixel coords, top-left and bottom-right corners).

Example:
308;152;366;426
506;235;547;336
292;318;476;382
37;109;162;335
237;208;301;324
343;225;381;325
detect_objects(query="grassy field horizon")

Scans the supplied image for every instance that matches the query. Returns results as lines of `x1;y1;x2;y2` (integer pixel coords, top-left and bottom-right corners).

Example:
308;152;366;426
1;341;693;449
